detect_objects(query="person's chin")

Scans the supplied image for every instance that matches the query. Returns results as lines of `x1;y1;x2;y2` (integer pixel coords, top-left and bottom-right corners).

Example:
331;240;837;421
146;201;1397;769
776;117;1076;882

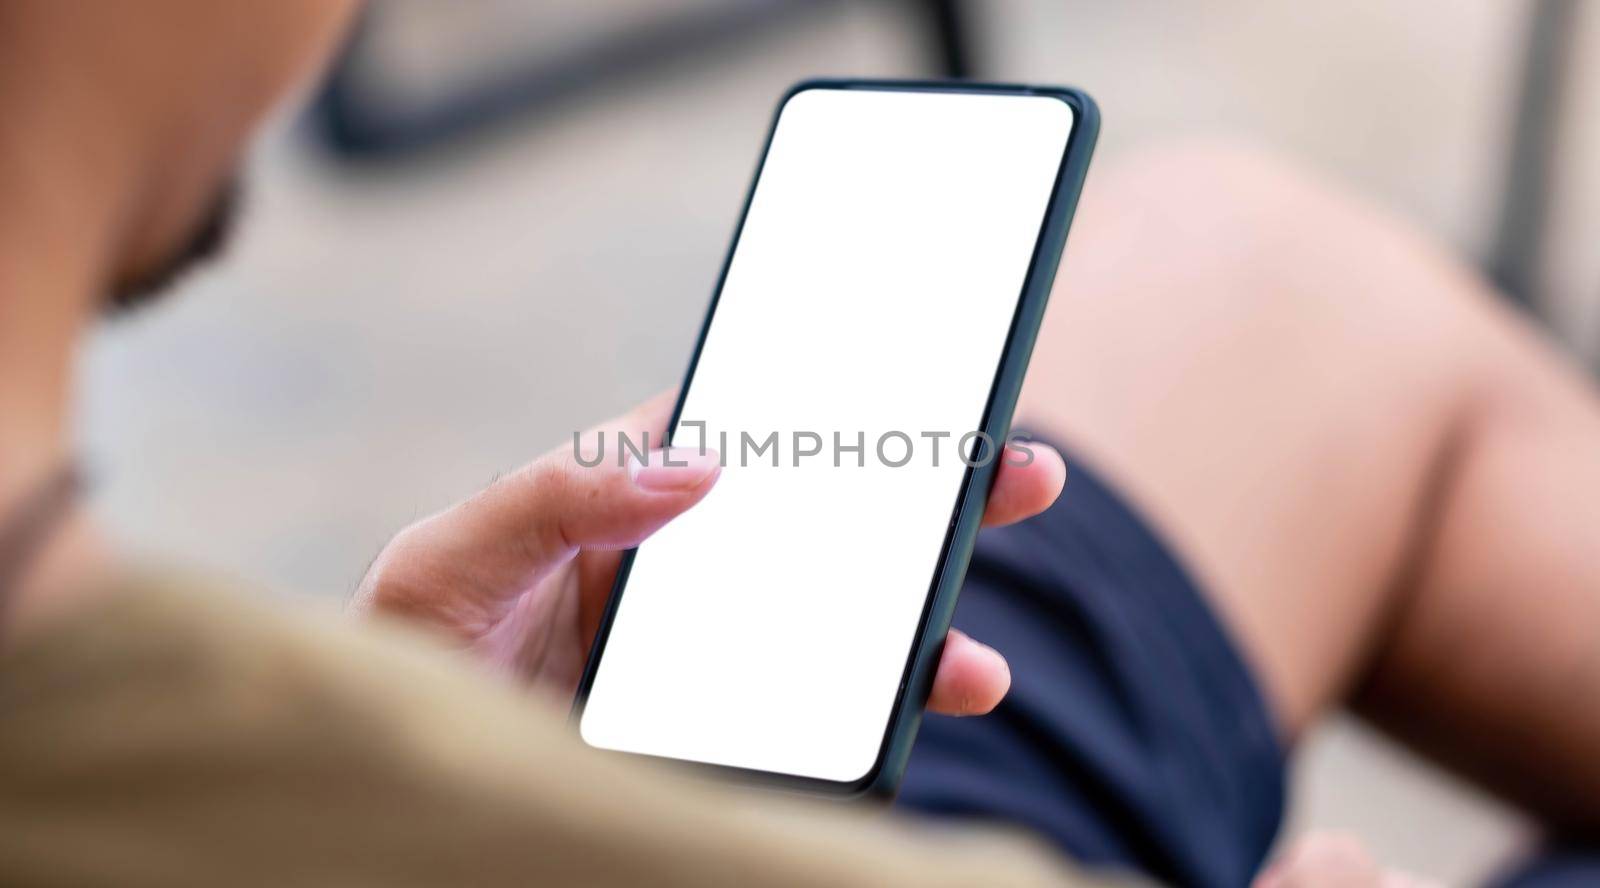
106;179;242;316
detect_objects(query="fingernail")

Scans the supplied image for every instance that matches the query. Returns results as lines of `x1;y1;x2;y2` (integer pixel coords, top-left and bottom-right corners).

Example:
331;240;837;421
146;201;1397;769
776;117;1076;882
977;640;1011;697
630;448;720;491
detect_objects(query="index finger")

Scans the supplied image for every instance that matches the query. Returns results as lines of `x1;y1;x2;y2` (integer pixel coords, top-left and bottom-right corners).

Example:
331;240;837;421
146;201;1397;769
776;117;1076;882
982;441;1067;527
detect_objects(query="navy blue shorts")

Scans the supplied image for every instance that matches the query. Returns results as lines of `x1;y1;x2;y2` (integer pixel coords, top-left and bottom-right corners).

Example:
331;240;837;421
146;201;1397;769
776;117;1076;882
897;446;1600;888
897;447;1285;888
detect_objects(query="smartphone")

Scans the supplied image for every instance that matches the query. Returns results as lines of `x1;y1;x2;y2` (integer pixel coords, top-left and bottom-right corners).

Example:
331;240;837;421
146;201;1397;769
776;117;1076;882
573;79;1098;798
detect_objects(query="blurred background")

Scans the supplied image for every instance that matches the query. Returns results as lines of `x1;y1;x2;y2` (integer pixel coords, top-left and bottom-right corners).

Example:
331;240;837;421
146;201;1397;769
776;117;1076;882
78;1;1600;882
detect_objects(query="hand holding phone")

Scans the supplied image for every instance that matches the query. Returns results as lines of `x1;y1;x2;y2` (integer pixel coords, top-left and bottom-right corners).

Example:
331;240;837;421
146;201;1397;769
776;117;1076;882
358;78;1094;800
354;395;1064;715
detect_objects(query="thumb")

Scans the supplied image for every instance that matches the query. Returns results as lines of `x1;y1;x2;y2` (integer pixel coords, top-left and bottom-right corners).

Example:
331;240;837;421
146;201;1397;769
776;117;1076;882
437;442;720;588
499;443;721;553
362;439;718;627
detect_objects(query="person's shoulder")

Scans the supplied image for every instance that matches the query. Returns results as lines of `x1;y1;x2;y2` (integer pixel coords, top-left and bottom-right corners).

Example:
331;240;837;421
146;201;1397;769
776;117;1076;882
0;567;1105;887
0;563;572;762
0;565;602;882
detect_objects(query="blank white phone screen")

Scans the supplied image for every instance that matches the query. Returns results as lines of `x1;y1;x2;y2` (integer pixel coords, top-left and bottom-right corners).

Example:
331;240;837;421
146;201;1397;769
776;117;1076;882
580;87;1074;783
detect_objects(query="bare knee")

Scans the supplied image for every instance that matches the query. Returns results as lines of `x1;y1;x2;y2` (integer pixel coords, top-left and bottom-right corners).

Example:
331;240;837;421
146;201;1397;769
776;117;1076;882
1036;136;1503;426
1070;137;1490;332
1023;137;1511;735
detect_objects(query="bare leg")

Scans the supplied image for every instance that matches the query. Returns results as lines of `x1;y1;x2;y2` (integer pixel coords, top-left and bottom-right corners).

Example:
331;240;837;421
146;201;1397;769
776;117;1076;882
1019;142;1600;833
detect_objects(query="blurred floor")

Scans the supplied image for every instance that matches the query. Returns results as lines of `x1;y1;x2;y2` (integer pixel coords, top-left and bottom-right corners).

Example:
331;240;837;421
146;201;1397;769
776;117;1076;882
81;1;1595;882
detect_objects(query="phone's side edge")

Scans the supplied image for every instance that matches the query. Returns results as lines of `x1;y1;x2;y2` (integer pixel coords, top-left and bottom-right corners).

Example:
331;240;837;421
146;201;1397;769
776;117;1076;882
863;88;1101;800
